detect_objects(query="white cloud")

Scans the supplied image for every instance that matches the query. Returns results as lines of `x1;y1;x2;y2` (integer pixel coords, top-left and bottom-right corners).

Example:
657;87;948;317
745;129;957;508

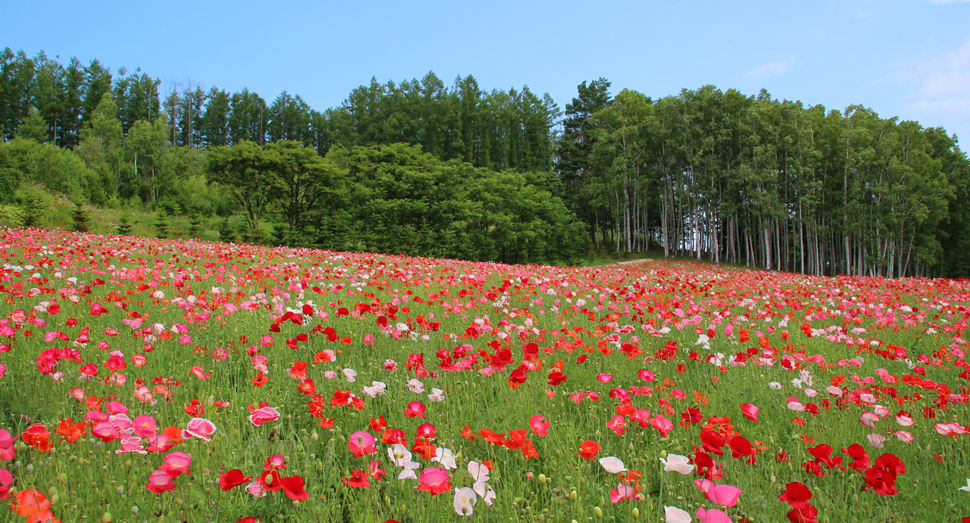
745;59;796;81
909;39;970;116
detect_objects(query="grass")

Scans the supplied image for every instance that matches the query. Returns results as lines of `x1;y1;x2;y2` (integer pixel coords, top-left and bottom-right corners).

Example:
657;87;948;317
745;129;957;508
0;226;967;522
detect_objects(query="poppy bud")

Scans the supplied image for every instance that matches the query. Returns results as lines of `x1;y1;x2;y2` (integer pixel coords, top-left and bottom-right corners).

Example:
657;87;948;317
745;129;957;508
594;506;603;519
631;507;640;519
538;473;547;484
569;490;578;502
310;430;319;442
101;512;112;522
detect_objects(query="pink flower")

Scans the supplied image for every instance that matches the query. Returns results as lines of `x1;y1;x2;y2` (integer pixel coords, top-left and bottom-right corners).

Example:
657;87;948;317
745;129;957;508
115;436;147;455
0;429;16;460
867;433;886;449
146;470;176;494
610;482;641;503
740;404;759;422
133;416;157;438
417;467;452;495
246;481;265;497
348;431;377;458
664;505;692;523
184;418;217;442
0;468;12;498
694;479;743;507
650;415;673;438
599;456;627;474
530;415;550;437
248;407;280;427
696;506;734;523
363;334;376;346
162;451;192;477
596;373;613;383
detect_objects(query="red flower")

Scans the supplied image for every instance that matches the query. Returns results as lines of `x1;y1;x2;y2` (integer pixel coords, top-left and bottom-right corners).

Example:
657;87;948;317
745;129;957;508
342;469;371;488
404;401;426;418
219;469;254;491
280;475;309;500
577;440;600;460
728;436;756;463
700;430;726;455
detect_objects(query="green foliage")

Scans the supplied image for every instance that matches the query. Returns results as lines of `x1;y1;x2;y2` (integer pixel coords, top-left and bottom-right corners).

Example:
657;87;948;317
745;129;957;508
0;167;23;204
302;143;584;264
71;205;90;232
18;186;45;228
218;217;237;242
0;138;92;203
187;214;205;238
17;107;49;143
117;215;132;235
154;209;170;239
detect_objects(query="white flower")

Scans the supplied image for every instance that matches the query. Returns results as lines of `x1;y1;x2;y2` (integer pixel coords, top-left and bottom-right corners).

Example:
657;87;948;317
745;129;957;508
453;487;477;515
959;479;970;493
660;453;694;475
599;456;627;474
432;447;458;470
428;388;445;402
407;379;425;393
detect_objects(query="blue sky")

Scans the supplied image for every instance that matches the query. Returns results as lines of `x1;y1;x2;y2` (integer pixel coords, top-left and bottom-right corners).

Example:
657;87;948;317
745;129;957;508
7;0;970;144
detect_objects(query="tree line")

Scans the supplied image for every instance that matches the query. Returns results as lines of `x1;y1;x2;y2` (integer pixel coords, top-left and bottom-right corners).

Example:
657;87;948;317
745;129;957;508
2;47;969;276
557;81;970;278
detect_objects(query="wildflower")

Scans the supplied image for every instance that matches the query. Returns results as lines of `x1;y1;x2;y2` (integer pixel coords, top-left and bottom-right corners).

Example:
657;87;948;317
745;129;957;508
417;467;452;495
577;440;600;460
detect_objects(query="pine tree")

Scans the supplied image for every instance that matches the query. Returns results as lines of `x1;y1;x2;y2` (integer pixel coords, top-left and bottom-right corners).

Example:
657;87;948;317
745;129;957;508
72;205;90;232
154;210;170;239
218;217;236;242
117;216;132;235
20;191;43;228
187;215;204;238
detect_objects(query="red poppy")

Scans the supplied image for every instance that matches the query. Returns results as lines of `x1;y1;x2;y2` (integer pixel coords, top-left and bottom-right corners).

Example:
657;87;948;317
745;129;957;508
219;469;254;491
404;401;426;418
280;475;309;500
700;430;725;455
577;440;600;460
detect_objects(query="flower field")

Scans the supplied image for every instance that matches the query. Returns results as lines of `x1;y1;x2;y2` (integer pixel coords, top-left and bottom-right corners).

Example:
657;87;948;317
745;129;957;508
0;228;968;523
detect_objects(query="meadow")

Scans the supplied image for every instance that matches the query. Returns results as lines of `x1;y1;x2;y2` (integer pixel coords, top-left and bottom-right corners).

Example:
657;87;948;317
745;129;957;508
0;228;968;523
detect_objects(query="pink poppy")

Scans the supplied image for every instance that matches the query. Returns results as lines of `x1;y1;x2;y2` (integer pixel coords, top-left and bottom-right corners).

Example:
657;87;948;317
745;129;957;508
529;415;550;437
146;470;176;494
348;431;378;458
417;467;452;495
115;437;147;455
696;506;734;523
694;479;743;507
184;418;217;442
248;407;280;427
740;404;759;422
650;415;673;438
162;451;192;477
